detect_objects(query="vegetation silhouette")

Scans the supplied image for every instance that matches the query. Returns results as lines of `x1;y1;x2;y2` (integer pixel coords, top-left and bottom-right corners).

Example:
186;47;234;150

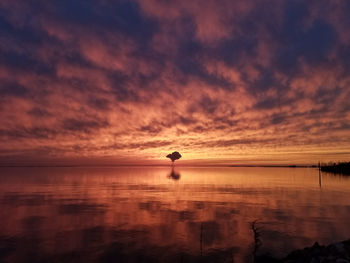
320;162;350;175
166;151;182;165
251;220;262;263
255;239;350;263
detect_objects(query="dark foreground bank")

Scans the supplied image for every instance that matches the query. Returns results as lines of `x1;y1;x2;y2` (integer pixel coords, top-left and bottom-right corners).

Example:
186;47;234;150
257;239;350;263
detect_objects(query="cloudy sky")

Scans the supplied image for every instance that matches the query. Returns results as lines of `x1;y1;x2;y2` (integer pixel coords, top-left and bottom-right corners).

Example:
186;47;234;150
0;0;349;165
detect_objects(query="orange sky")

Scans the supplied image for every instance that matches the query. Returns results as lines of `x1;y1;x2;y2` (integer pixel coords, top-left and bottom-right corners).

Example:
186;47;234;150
0;0;350;165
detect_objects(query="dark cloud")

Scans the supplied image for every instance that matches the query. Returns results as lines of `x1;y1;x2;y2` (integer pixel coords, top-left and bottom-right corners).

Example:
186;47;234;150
54;0;157;40
140;124;163;134
97;140;173;151
1;50;54;75
128;140;173;150
254;97;278;110
87;97;110;111
0;82;28;97
189;138;276;148
198;96;219;114
62;118;109;133
214;35;258;67
0;127;58;140
27;107;52;117
270;114;286;125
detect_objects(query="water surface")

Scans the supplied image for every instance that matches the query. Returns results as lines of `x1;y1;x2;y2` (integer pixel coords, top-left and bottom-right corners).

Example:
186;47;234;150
0;167;350;262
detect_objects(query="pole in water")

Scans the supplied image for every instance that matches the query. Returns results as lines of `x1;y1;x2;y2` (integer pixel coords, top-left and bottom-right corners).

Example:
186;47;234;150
318;161;322;188
200;222;203;257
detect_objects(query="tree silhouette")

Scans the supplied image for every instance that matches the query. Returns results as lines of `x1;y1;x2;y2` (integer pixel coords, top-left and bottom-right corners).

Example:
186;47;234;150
166;151;182;165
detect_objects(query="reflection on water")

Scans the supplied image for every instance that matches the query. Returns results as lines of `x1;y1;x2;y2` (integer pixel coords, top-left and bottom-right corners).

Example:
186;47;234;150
168;167;181;180
0;167;350;263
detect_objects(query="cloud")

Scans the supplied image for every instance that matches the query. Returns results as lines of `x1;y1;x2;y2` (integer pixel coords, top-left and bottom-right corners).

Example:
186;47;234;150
0;0;349;164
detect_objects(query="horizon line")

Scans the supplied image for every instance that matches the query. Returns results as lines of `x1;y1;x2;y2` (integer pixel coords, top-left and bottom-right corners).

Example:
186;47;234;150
0;164;318;168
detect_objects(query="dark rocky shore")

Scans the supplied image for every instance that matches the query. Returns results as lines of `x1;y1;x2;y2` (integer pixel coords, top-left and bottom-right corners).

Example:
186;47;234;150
257;239;350;263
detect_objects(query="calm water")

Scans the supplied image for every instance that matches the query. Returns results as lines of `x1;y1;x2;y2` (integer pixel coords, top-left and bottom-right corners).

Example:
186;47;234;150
0;167;350;263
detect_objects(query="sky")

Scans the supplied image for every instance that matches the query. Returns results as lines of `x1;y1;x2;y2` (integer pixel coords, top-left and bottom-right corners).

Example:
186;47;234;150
0;0;350;166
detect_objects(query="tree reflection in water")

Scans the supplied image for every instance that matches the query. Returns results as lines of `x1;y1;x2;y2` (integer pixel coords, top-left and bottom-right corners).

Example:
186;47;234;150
168;167;181;180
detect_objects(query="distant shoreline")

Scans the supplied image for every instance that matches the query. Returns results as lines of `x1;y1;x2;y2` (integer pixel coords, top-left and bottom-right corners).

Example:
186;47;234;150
0;164;318;168
320;162;350;175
